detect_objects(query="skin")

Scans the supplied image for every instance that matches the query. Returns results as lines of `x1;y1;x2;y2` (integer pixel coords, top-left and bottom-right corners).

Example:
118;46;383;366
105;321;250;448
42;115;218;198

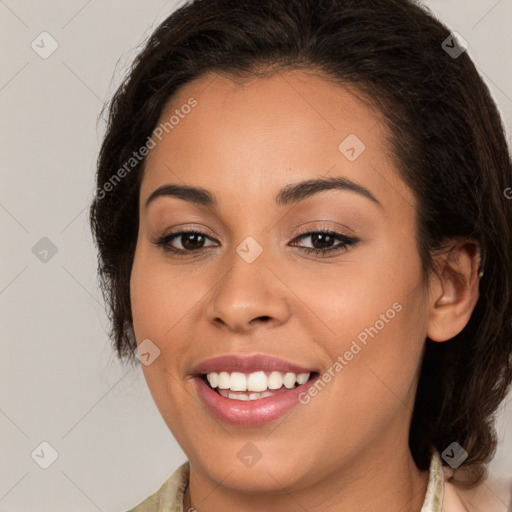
130;69;481;512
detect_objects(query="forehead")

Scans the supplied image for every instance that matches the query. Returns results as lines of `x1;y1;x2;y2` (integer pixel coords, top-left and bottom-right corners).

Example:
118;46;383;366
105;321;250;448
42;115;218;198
140;69;413;210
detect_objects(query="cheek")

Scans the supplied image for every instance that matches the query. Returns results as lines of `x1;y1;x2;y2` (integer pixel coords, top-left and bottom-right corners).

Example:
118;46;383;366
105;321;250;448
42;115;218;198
292;271;427;467
129;242;216;408
130;243;202;342
282;234;425;343
130;247;182;396
129;248;196;429
292;236;427;402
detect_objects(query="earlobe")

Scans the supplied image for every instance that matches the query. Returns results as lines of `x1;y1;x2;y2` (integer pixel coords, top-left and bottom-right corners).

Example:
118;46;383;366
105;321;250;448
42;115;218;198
427;240;481;343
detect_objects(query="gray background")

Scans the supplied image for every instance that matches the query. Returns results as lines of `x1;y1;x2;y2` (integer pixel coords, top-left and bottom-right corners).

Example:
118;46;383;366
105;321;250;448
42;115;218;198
1;1;511;511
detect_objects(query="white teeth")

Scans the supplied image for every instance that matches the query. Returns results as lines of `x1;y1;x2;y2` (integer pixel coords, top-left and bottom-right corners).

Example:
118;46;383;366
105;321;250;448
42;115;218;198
267;371;284;390
297;372;309;385
218;389;282;400
205;370;311;394
283;372;296;389
218;371;230;389
228;392;249;400
229;372;247;391
247;371;267;392
207;372;219;388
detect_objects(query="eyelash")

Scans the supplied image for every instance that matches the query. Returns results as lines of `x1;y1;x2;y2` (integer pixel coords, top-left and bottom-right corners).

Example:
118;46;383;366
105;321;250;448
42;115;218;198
153;228;359;258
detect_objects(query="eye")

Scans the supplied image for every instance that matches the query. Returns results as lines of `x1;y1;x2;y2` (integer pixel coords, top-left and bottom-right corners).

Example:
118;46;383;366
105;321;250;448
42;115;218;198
289;229;359;257
153;228;359;258
153;230;218;256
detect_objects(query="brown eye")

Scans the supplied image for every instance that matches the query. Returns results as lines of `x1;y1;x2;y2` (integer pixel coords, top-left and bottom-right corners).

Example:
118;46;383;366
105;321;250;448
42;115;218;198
154;230;218;255
308;232;337;249
290;230;359;257
180;232;206;250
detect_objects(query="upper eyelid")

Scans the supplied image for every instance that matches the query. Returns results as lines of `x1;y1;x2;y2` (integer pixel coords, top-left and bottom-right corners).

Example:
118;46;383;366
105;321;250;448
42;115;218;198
293;225;353;237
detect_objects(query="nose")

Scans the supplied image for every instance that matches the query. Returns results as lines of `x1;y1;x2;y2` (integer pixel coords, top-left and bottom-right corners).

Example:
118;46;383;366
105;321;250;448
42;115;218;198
206;249;291;333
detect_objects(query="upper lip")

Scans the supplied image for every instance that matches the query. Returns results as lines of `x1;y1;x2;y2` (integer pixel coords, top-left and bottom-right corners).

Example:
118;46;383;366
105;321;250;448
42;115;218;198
191;354;317;375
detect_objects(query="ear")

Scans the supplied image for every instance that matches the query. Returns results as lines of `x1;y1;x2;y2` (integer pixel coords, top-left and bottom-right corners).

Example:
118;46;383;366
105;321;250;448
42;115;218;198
427;239;482;342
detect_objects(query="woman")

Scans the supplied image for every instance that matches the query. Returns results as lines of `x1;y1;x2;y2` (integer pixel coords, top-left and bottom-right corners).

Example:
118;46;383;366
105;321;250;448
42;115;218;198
89;0;512;510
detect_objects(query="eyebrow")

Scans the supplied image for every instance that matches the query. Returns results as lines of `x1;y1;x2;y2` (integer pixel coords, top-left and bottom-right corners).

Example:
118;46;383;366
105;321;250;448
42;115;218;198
145;176;382;210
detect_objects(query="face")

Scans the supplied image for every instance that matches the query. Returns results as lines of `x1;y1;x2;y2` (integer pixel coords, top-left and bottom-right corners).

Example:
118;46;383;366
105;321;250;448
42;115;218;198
130;69;431;493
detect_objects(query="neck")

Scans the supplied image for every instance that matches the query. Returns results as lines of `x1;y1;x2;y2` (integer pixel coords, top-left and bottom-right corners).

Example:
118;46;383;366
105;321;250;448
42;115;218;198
183;443;430;512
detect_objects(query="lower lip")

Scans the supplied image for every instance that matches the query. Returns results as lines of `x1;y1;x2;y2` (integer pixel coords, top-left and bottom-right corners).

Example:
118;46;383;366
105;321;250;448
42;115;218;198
194;375;318;426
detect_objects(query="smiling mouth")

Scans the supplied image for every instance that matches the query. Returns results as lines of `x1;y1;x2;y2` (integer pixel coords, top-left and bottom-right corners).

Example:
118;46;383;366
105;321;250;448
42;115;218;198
201;370;319;401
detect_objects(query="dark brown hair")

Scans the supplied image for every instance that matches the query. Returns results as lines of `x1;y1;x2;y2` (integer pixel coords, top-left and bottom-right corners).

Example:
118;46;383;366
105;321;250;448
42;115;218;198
89;0;512;485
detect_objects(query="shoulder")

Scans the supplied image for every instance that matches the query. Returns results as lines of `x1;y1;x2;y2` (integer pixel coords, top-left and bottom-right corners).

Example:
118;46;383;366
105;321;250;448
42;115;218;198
443;469;512;512
125;461;190;512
